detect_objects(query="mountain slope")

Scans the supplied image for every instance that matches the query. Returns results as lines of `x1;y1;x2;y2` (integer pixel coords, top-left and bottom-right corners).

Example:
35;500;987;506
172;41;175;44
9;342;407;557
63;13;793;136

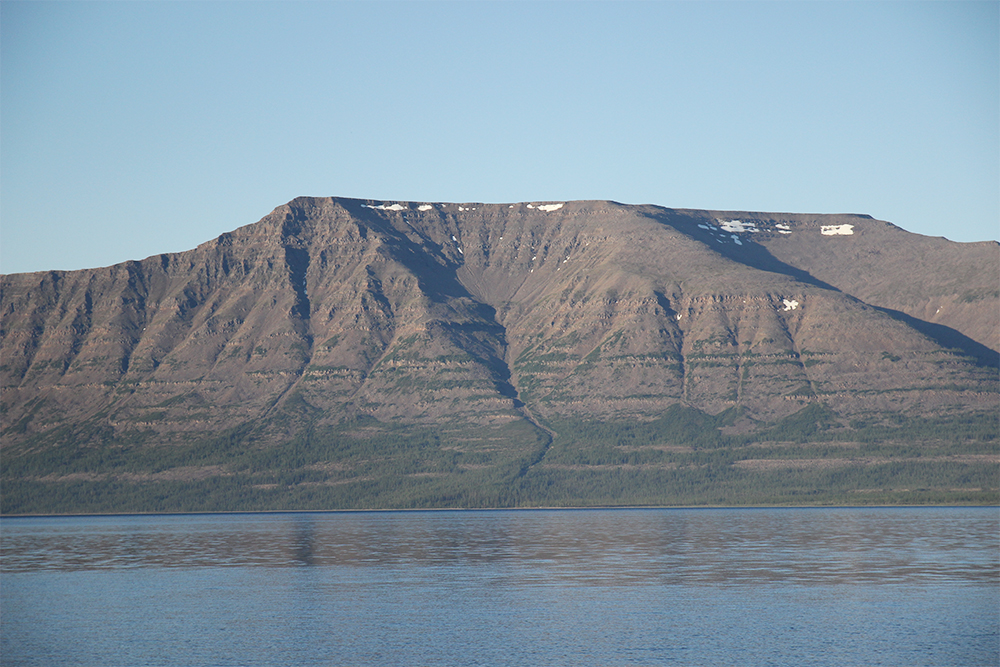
2;198;996;512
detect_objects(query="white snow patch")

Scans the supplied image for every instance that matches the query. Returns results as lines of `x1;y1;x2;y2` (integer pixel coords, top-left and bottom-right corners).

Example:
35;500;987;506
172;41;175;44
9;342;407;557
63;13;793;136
719;219;759;233
417;204;433;211
451;235;458;242
458;248;463;254
698;224;711;230
821;224;854;236
364;203;406;211
537;203;564;212
782;299;799;311
732;235;742;245
777;230;792;234
775;223;790;230
676;314;682;321
526;204;534;209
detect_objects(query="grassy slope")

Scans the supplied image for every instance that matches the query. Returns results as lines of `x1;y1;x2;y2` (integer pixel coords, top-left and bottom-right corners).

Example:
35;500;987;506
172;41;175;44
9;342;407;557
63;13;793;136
3;404;996;514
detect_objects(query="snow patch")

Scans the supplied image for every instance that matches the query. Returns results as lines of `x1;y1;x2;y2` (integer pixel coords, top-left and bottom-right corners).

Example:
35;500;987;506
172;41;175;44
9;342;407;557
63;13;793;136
732;235;742;245
821;224;854;236
417;205;433;211
527;203;565;212
451;235;458;242
782;299;799;311
719;219;759;233
364;203;406;211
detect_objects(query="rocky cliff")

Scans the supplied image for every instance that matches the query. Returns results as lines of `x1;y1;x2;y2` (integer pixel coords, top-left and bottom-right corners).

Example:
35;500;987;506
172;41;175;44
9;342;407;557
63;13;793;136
2;198;997;512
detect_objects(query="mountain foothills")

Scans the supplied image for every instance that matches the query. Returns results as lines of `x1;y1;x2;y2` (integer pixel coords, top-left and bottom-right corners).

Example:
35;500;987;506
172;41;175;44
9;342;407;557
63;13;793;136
1;198;997;513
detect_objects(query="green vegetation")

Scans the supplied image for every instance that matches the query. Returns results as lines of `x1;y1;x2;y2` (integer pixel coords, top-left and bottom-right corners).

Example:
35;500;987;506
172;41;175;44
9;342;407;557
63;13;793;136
2;403;996;514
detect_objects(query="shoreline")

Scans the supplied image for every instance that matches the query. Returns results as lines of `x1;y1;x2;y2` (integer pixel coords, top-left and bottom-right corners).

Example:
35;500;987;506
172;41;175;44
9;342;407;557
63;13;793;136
3;502;997;519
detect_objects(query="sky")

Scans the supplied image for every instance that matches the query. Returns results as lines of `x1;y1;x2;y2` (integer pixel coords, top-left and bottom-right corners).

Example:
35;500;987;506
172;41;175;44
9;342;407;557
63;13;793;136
2;1;997;275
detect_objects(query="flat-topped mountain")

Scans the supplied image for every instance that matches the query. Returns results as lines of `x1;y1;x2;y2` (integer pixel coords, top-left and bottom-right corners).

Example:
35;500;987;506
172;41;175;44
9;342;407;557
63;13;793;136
2;198;997;512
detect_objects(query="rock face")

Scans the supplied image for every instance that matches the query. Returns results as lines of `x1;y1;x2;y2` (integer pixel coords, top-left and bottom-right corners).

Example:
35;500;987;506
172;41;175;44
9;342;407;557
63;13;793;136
1;198;997;511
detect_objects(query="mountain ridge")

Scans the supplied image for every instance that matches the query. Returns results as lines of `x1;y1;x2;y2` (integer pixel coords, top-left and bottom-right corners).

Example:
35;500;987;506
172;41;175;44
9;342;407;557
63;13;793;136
2;197;996;512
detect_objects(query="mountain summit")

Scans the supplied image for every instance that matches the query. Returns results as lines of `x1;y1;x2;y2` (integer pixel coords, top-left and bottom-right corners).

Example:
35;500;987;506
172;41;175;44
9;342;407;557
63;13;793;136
2;198;997;512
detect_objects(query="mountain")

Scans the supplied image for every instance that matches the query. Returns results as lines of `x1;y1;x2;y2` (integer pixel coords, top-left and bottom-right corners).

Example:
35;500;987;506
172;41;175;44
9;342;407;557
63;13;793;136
2;198;997;513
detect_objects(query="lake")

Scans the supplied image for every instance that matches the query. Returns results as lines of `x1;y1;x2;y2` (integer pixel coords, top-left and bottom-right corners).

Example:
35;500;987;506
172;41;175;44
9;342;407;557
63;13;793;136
2;507;997;666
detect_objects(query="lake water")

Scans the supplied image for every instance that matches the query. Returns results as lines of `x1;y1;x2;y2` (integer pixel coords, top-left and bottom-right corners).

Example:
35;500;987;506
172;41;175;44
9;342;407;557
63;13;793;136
1;507;997;666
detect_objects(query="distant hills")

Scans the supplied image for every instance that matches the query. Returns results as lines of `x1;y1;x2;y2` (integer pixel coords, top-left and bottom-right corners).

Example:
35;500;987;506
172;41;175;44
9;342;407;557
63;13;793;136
2;197;997;513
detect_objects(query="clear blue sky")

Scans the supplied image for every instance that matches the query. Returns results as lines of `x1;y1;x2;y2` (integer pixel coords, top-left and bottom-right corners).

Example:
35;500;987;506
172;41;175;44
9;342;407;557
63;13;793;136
2;1;997;274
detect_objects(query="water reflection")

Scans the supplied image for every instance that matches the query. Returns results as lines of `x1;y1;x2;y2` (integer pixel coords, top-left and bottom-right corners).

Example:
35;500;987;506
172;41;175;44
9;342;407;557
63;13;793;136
2;508;997;587
291;516;317;566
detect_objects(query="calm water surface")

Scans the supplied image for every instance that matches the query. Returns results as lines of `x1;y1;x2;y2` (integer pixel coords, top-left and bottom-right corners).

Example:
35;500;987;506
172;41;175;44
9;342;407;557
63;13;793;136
2;507;997;666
